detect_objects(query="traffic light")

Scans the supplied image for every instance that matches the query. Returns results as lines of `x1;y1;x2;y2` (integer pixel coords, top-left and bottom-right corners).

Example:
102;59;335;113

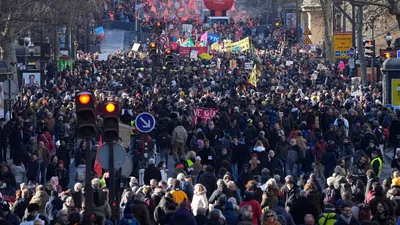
111;201;119;221
76;92;96;138
287;29;296;42
102;101;119;142
155;21;164;34
165;49;173;69
275;18;280;28
363;40;375;59
385;52;391;59
149;42;157;61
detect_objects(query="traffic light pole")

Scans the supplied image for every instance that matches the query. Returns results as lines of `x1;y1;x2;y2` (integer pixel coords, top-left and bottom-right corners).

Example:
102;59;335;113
108;141;118;223
84;138;94;213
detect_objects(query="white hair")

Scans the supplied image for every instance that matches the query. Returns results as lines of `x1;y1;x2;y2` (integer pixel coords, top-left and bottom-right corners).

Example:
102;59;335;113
266;178;278;190
327;177;336;186
177;173;186;181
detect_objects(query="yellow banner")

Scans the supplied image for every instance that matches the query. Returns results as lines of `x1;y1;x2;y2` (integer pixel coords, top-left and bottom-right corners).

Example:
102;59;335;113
392;79;400;106
211;42;219;51
225;37;250;52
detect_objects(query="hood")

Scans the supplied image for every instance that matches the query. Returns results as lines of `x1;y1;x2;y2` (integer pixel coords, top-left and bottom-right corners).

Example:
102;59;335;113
175;208;192;217
275;206;286;214
203;171;215;178
291;108;298;112
225;201;234;210
78;164;86;168
253;146;265;152
35;191;49;198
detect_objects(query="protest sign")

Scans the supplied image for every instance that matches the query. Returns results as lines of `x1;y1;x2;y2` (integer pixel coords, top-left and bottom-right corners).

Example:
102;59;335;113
190;50;198;59
208;34;220;44
98;53;108;61
193;108;219;125
224;37;250;52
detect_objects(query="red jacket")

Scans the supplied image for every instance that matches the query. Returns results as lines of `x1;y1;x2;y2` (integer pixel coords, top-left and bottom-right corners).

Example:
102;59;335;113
239;199;262;225
313;140;328;161
40;132;54;152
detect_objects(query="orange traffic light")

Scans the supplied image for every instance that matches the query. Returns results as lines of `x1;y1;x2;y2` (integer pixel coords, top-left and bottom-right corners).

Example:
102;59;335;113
150;42;156;48
385;53;391;58
105;103;116;113
156;21;162;27
166;49;172;54
78;94;91;104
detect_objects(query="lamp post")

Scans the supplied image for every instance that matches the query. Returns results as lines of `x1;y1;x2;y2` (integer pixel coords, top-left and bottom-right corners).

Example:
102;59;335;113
385;32;392;49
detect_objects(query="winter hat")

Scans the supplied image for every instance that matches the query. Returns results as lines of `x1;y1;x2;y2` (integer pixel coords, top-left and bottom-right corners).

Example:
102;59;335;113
324;203;336;212
134;192;145;202
56;140;61;146
195;156;201;161
149;158;155;165
58;160;64;165
27;203;40;213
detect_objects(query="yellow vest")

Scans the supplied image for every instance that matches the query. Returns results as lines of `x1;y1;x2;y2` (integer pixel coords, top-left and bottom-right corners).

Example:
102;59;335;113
370;157;383;178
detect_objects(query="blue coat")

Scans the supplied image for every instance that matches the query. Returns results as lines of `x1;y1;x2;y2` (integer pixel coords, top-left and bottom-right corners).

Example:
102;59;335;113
223;202;238;225
168;208;196;225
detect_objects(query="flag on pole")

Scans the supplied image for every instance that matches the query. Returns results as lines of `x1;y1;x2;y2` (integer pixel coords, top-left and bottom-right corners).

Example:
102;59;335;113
94;135;103;176
248;64;258;87
200;32;208;41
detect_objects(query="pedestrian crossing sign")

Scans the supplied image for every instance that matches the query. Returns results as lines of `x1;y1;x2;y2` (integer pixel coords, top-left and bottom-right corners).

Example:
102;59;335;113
303;27;312;35
303;36;312;45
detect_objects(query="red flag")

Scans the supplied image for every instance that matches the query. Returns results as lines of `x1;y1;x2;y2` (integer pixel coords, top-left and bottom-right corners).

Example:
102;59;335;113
94;135;103;176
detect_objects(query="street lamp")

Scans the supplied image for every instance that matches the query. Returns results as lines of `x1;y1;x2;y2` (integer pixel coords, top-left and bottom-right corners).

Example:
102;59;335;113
28;42;35;56
385;32;392;49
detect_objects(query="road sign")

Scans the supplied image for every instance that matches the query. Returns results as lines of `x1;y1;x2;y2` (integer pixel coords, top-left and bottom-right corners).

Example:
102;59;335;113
304;36;312;45
294;43;301;49
397;50;400;58
135;112;156;133
160;35;167;44
333;32;352;58
304;44;311;51
121;154;133;177
303;27;312;35
3;80;18;100
348;47;355;58
97;142;126;170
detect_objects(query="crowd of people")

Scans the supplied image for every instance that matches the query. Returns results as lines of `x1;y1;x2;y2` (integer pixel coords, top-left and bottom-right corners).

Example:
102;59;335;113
0;6;399;225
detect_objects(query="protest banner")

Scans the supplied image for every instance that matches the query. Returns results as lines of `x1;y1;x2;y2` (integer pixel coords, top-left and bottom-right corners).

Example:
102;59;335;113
179;47;208;56
193;107;219;125
208;34;220;43
224;37;250;52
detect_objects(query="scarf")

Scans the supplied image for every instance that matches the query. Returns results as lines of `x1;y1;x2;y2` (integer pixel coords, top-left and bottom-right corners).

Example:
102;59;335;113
340;214;351;224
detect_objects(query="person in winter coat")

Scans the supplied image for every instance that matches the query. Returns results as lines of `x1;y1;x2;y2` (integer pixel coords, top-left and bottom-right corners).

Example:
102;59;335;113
154;193;176;225
321;142;338;179
170;179;188;204
55;139;70;172
45;191;63;222
317;204;337;225
275;135;289;175
239;191;263;225
342;137;355;169
304;182;322;216
195;208;209;225
92;189;112;225
236;164;253;197
286;138;301;177
1;201;20;225
369;185;394;217
199;140;217;168
391;148;400;171
261;210;282;225
171;123;188;162
223;201;239;225
191;184;208;216
10;159;26;186
119;213;140;225
23;203;49;225
371;202;396;225
313;136;327;178
56;160;68;190
1;165;16;189
29;185;50;215
231;137;251;179
289;190;319;224
284;179;299;210
334;204;360;225
274;200;296;225
253;141;268;168
334;159;348;177
74;159;86;185
168;201;197;225
39;128;54;153
144;158;162;185
12;189;29;219
209;179;225;205
261;188;279;211
198;165;217;199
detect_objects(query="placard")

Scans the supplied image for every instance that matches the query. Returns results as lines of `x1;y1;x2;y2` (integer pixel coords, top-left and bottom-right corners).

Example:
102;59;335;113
131;43;141;52
193;108;219;125
98;53;108;61
245;62;253;70
229;60;237;69
190;50;198;59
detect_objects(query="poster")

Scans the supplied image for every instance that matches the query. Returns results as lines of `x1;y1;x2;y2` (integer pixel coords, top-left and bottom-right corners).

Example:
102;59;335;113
190;50;198;59
179;47;208;56
285;12;297;30
351;77;362;97
229;60;237;69
193;108;219;125
208;34;220;44
98;53;108;61
23;72;41;88
392;79;400;108
224;37;250;52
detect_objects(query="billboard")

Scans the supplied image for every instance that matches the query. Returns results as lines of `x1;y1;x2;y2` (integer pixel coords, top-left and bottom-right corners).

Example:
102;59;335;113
392;79;400;108
333;32;352;58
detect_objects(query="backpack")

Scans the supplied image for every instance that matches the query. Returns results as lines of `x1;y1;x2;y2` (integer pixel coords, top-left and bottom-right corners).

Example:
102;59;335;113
122;215;139;225
357;204;371;221
282;116;291;128
323;189;336;205
303;130;314;143
383;114;392;128
276;211;287;225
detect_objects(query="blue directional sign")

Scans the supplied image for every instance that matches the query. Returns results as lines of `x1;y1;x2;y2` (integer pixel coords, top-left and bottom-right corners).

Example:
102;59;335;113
348;47;355;58
135;112;156;133
335;51;340;57
397;50;400;58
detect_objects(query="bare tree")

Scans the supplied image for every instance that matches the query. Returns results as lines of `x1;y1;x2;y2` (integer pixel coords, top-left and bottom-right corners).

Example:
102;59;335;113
320;0;334;62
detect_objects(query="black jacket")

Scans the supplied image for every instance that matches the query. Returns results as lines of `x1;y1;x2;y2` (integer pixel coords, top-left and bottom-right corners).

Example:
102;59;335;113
334;216;361;225
4;212;20;225
143;164;161;185
198;171;217;199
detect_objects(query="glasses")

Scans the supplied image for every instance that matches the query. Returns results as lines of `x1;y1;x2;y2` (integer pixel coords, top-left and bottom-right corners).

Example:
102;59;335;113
266;215;274;218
